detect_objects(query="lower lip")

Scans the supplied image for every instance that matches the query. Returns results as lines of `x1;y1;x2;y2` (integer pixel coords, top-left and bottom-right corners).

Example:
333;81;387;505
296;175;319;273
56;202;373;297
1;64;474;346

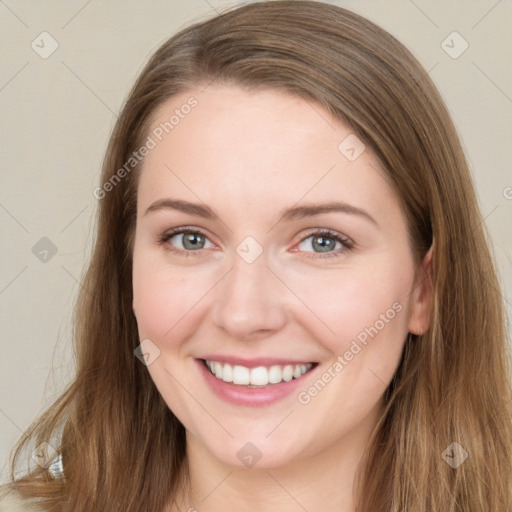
195;359;318;407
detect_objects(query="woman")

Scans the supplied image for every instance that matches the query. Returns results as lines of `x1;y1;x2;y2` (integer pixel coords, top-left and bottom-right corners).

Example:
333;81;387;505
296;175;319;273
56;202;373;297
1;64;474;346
1;1;511;510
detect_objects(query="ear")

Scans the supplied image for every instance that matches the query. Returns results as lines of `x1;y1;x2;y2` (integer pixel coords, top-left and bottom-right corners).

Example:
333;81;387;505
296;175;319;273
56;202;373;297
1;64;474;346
407;245;434;335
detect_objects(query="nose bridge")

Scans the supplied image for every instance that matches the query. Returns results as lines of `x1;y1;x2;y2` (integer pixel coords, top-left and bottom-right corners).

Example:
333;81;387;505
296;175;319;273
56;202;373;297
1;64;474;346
228;249;269;300
212;245;287;338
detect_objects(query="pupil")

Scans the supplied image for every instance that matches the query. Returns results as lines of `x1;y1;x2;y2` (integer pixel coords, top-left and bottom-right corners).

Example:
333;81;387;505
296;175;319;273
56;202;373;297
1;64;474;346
184;233;204;250
313;236;334;253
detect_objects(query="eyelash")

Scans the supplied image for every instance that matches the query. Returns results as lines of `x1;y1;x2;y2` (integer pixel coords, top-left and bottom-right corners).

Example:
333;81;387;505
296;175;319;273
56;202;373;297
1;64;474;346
157;227;354;259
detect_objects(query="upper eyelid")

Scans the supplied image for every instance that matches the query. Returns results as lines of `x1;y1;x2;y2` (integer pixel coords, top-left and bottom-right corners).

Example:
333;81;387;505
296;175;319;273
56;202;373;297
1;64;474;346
163;226;216;244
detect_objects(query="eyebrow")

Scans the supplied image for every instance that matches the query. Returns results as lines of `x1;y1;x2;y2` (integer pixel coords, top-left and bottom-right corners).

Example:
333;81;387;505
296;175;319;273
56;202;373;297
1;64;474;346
144;198;378;226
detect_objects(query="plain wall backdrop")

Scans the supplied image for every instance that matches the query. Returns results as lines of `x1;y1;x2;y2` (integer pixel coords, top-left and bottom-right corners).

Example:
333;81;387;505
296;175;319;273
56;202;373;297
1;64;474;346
0;0;511;482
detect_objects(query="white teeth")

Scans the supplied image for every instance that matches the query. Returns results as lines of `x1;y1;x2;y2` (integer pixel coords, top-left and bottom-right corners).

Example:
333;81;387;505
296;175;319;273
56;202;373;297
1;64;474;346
232;365;250;385
204;360;314;386
214;361;223;379
268;365;282;384
250;366;268;386
282;365;294;382
222;363;233;383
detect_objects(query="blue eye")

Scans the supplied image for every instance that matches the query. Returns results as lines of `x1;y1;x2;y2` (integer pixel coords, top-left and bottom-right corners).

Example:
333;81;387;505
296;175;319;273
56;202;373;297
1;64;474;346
158;227;353;259
296;229;353;258
159;229;214;253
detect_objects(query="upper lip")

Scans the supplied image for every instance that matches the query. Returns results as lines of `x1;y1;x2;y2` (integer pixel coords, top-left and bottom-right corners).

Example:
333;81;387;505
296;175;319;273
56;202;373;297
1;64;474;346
198;355;317;369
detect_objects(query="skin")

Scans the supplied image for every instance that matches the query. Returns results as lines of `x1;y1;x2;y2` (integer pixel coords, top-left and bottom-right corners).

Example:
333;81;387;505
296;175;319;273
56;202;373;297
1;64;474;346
131;85;433;512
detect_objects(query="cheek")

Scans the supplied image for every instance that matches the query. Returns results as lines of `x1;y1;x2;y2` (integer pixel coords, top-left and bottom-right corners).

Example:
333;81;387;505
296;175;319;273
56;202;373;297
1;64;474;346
303;262;412;413
285;259;412;356
132;253;214;345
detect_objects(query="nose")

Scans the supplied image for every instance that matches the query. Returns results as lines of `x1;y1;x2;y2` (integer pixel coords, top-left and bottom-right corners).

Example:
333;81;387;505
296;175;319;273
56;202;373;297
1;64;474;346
211;251;288;341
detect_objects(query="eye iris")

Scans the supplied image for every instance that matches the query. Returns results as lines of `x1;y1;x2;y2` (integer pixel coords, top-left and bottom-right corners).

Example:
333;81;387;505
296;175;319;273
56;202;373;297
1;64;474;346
312;235;335;253
172;232;341;253
182;232;205;250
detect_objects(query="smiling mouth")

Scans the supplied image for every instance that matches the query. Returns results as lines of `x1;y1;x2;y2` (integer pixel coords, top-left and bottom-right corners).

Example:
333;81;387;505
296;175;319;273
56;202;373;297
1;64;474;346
201;359;318;387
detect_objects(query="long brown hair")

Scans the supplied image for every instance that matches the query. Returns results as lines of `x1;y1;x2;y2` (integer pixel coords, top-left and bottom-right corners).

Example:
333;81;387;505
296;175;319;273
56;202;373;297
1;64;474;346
4;1;512;510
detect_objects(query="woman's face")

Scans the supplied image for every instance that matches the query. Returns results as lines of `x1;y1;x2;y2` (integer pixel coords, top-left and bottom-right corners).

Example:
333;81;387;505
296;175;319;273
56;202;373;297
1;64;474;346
132;85;431;469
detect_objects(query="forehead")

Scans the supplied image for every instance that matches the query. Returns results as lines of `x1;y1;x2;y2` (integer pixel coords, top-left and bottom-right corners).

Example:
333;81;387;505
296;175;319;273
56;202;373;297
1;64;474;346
137;85;396;219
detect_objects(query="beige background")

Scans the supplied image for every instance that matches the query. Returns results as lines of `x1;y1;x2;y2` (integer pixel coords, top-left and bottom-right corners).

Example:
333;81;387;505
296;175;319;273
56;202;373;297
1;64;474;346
0;0;511;481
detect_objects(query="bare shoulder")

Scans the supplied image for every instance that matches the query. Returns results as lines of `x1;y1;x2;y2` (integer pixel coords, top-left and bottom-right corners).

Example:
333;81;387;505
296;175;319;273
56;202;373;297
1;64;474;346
0;484;47;512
